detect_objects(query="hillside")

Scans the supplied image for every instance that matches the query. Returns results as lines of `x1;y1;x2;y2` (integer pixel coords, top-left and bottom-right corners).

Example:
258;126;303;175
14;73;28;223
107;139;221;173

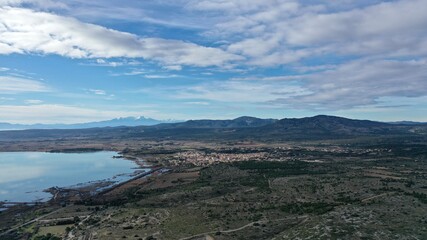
154;116;278;129
0;115;425;142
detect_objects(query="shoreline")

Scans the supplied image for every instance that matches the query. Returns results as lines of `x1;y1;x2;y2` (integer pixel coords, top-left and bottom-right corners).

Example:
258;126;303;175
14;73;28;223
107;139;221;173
0;151;154;212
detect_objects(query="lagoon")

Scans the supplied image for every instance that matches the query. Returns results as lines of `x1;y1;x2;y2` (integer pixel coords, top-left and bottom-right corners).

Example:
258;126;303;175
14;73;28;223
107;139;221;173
0;151;142;203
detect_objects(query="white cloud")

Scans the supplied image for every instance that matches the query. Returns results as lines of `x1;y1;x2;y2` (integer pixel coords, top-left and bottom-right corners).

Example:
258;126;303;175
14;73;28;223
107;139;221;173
175;81;308;103
191;0;427;66
56;1;207;30
0;104;147;124
170;58;427;110
25;99;43;104
184;101;210;105
1;0;426;118
110;69;147;77
0;96;14;102
95;59;122;67
144;74;179;79
231;75;307;81
293;64;337;73
88;89;106;95
3;1;426;69
270;59;427;109
163;65;182;71
2;1;426;68
0;0;67;9
83;59;143;68
0;7;242;67
282;0;427;56
0;76;50;93
188;0;285;13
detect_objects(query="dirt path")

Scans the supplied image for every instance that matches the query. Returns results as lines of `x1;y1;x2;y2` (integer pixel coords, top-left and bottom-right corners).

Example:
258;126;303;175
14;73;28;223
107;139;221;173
361;192;393;202
38;215;89;224
64;214;93;240
178;215;308;240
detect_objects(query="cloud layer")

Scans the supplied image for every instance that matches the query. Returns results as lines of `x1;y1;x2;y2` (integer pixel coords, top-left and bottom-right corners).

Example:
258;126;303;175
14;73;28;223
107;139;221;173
0;104;145;124
272;59;427;109
193;0;427;66
2;0;426;67
1;0;427;122
0;76;50;93
0;7;241;67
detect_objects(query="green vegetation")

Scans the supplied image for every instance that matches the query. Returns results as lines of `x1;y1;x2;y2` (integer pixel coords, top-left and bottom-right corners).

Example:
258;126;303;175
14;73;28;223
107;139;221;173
33;233;61;240
233;160;330;177
406;191;427;204
280;202;335;215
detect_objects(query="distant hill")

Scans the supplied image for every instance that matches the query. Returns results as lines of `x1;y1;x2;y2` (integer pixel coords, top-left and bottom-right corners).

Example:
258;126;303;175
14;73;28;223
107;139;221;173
241;115;402;139
0;116;176;130
154;116;278;129
1;115;426;142
388;121;427;125
3;115;424;131
267;115;391;133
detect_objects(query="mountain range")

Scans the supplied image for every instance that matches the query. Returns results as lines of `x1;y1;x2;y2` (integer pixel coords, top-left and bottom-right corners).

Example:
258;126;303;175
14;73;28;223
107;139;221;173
1;115;426;142
0;116;177;130
153;116;278;129
3;115;425;131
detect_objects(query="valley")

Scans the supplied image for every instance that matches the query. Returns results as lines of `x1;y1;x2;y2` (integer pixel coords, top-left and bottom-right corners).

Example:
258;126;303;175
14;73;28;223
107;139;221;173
0;116;426;239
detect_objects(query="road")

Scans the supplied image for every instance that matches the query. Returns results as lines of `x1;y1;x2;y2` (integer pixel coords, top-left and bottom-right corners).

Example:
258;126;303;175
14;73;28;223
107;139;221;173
0;208;62;237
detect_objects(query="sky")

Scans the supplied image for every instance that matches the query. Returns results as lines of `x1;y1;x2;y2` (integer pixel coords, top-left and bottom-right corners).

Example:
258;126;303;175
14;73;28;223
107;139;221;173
0;0;427;124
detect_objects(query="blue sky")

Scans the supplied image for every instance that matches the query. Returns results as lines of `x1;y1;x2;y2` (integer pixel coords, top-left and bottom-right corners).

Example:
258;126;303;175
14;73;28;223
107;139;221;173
0;0;426;124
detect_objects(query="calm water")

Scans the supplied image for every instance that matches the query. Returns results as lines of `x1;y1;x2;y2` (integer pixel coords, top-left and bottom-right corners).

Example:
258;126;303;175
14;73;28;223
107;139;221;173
0;151;143;203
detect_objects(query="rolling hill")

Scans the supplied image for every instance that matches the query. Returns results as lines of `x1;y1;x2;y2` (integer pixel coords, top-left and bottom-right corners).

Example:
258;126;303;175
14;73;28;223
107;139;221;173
0;115;425;142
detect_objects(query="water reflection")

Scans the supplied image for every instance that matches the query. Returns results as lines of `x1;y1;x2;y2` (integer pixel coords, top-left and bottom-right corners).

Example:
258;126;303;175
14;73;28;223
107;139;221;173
0;151;141;203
